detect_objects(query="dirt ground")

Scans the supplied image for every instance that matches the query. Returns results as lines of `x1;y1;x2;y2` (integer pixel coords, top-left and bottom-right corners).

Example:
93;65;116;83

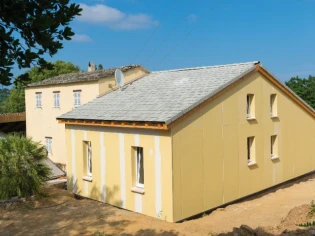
2;176;315;236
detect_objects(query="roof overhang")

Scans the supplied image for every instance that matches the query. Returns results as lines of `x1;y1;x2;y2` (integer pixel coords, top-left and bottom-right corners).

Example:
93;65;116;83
58;119;169;130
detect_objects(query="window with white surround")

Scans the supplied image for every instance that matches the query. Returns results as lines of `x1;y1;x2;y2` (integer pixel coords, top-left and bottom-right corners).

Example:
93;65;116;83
45;137;52;153
246;94;255;119
135;147;144;188
73;90;81;108
271;135;278;159
247;136;256;165
53;92;60;108
83;141;92;177
270;94;277;117
36;92;42;108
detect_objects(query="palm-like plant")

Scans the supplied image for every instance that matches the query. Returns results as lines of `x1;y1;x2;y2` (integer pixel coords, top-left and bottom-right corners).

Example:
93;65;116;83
0;133;52;200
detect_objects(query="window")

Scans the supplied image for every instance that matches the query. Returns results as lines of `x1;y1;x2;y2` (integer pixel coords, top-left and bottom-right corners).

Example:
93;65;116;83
246;94;255;119
73;90;81;108
36;93;42;108
270;94;277;117
247;136;256;164
135;147;144;188
53;92;60;108
83;141;92;177
271;135;278;158
45;137;52;153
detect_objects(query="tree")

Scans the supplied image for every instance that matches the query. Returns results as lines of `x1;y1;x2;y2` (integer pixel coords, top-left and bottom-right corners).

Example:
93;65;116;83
0;0;82;86
0;85;25;113
98;64;104;70
285;75;315;109
0;88;9;103
26;60;80;83
0;133;52;200
0;60;80;113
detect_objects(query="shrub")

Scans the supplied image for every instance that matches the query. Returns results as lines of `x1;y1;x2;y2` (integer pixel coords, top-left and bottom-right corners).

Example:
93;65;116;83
0;133;52;200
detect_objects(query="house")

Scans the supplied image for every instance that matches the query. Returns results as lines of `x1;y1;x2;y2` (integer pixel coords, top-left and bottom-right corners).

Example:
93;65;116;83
25;63;148;170
57;61;315;222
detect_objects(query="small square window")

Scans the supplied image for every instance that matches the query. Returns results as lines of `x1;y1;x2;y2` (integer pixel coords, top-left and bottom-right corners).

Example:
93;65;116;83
247;136;256;164
246;94;255;119
271;135;278;158
36;93;42;108
270;94;277;117
45;137;52;153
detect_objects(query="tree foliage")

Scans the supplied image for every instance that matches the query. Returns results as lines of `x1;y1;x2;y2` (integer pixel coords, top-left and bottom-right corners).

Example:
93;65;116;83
0;133;52;200
98;64;103;70
0;0;82;85
0;60;80;113
285;75;315;109
0;88;9;103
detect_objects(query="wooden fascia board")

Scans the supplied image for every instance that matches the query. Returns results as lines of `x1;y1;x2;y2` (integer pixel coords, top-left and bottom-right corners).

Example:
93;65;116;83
58;119;168;130
256;65;315;118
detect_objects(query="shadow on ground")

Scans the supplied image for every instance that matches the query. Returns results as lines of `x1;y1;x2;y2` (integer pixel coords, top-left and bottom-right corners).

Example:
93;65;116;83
217;224;315;236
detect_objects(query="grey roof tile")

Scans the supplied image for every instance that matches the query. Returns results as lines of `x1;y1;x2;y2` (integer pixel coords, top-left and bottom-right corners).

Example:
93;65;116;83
27;64;143;87
58;61;259;124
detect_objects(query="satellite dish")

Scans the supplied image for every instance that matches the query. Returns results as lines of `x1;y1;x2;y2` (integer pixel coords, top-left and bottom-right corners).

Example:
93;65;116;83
115;69;125;90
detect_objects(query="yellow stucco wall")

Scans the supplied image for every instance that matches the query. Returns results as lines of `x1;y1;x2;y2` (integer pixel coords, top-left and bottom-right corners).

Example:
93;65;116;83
25;68;147;167
171;71;315;222
65;125;174;222
25;81;100;166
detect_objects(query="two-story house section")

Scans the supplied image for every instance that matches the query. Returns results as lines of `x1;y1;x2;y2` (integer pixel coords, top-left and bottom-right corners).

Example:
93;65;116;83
25;63;149;170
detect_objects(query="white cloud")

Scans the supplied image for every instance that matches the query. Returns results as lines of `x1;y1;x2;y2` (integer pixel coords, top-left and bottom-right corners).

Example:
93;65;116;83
78;3;157;30
187;14;198;22
72;34;92;42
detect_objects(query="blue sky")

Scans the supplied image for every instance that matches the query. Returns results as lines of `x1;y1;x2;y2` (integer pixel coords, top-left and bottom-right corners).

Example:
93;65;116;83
11;0;315;83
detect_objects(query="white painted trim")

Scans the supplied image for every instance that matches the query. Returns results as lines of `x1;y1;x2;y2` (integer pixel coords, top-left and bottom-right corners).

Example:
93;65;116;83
155;136;162;217
71;130;76;193
135;194;142;213
119;133;126;208
84;181;88;197
100;132;106;202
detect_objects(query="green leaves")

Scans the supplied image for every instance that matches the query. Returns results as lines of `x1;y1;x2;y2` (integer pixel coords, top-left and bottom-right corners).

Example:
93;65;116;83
0;133;52;200
0;0;82;85
285;75;315;109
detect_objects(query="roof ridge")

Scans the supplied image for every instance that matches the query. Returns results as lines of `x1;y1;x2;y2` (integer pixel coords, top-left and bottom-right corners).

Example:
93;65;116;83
152;61;259;73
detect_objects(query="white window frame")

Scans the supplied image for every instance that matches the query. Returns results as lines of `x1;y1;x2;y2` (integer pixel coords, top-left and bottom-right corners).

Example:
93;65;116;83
271;135;278;158
36;93;42;108
45;137;52;153
53;92;60;108
73;91;81;108
85;141;92;177
135;147;144;188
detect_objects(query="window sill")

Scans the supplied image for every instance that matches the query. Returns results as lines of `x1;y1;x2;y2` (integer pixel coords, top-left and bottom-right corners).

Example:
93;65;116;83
247;161;257;166
271;156;279;160
247;117;256;121
131;186;145;194
270;115;278;118
82;176;93;182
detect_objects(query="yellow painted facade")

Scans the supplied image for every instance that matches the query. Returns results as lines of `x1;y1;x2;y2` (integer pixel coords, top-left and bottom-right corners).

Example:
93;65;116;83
171;71;315;221
63;70;315;222
65;126;174;221
25;68;147;169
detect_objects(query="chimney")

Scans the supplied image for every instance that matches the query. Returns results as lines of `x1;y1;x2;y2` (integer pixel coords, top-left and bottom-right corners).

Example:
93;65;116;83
88;62;96;72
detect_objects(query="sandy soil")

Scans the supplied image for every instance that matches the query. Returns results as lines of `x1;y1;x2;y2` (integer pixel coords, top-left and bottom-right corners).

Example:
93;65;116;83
2;176;315;236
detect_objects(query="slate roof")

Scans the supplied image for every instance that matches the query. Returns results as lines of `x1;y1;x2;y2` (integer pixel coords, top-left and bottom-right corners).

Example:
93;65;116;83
27;64;142;87
58;61;260;124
